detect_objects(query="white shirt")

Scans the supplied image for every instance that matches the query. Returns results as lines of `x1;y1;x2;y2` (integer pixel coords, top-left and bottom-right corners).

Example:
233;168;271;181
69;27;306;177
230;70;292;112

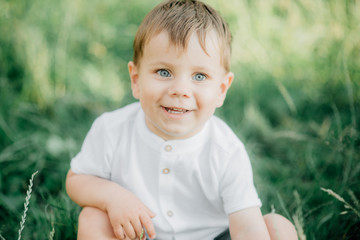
71;102;261;240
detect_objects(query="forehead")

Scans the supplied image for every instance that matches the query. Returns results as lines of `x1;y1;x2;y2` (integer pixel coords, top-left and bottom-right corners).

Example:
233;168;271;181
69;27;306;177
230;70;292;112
142;30;222;65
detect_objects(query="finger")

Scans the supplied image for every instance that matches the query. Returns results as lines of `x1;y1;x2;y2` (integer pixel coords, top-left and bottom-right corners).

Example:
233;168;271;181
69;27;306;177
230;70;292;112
145;207;156;219
130;218;144;239
123;235;131;240
123;222;137;239
113;225;126;240
140;214;156;239
140;228;145;240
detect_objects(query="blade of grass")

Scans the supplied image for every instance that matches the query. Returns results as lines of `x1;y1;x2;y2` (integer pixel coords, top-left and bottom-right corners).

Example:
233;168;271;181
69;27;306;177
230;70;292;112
17;171;38;240
321;188;360;218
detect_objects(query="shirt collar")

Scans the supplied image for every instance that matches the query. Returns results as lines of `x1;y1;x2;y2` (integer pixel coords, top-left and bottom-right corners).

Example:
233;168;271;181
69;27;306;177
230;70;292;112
136;108;210;154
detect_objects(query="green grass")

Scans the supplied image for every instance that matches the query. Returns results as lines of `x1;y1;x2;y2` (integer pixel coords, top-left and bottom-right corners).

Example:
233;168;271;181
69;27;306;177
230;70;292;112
1;0;359;239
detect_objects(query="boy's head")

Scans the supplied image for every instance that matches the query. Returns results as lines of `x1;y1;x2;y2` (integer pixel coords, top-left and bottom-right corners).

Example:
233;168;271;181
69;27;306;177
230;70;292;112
132;0;232;72
128;0;234;140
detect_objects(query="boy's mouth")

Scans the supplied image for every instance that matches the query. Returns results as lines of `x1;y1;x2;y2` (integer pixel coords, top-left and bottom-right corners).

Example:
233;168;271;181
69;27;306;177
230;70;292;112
163;106;191;114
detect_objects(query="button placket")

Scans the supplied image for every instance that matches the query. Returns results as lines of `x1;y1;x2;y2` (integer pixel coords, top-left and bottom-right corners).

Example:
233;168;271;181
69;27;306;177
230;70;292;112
164;144;173;152
159;143;176;227
162;144;173;175
167;210;174;217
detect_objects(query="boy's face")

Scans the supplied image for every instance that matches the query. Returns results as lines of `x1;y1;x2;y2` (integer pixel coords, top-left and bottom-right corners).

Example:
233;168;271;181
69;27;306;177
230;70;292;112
128;31;233;140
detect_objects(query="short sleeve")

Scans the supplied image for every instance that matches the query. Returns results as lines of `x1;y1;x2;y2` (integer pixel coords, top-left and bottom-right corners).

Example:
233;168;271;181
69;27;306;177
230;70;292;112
220;144;261;215
70;114;112;179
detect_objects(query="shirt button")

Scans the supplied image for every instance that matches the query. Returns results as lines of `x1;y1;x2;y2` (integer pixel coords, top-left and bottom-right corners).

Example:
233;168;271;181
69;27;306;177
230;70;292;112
164;145;172;152
167;210;174;217
162;168;170;174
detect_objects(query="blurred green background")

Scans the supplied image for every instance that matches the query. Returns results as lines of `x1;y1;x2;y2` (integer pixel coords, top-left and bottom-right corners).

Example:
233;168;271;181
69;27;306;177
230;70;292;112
0;0;359;239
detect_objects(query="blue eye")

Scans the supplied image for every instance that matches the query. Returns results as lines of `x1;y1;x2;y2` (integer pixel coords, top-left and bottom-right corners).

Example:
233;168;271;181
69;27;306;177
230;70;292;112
193;73;206;81
157;69;171;78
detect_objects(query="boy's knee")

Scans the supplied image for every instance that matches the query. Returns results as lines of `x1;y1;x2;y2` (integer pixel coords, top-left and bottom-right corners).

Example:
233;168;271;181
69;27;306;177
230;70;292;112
78;207;117;240
79;207;103;223
78;206;110;231
264;213;298;240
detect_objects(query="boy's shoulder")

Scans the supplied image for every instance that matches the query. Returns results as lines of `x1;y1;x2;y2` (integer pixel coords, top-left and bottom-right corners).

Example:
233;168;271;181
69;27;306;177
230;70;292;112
95;102;141;130
207;115;245;152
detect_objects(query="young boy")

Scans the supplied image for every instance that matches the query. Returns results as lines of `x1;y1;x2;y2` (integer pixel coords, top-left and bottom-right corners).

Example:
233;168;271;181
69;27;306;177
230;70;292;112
66;0;298;239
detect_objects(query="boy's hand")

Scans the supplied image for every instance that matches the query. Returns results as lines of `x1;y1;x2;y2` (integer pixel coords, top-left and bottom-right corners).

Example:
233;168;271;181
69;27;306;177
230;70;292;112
66;170;156;239
105;188;156;240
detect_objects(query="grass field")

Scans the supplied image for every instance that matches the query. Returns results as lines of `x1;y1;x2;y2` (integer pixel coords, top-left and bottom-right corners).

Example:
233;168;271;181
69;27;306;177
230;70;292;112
0;0;359;239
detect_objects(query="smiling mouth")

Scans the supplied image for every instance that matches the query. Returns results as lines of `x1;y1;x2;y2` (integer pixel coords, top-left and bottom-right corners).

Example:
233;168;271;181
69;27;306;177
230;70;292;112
163;106;191;114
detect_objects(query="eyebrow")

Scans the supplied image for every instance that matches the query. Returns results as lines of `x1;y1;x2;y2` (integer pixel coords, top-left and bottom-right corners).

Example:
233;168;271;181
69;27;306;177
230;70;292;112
148;61;175;69
148;61;215;74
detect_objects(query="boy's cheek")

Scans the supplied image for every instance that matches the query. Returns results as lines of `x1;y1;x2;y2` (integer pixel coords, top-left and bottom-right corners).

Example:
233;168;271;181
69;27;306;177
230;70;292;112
215;87;228;107
215;96;226;108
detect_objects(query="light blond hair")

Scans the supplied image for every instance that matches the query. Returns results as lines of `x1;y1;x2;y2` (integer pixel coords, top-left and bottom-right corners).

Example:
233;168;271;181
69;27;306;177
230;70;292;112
133;0;232;72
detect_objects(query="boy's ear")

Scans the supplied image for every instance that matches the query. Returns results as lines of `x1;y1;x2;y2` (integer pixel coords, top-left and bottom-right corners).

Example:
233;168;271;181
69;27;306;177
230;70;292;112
128;61;140;99
216;72;234;107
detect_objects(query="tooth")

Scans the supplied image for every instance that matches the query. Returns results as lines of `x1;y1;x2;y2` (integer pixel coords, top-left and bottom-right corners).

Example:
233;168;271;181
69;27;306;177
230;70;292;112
164;107;189;114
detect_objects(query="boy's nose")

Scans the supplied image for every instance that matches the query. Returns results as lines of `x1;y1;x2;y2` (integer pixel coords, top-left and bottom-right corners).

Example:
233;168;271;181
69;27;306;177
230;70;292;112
168;78;191;98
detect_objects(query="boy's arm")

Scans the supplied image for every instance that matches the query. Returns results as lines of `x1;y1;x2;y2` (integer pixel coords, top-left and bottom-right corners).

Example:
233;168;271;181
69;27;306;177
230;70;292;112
229;206;270;240
66;169;156;239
